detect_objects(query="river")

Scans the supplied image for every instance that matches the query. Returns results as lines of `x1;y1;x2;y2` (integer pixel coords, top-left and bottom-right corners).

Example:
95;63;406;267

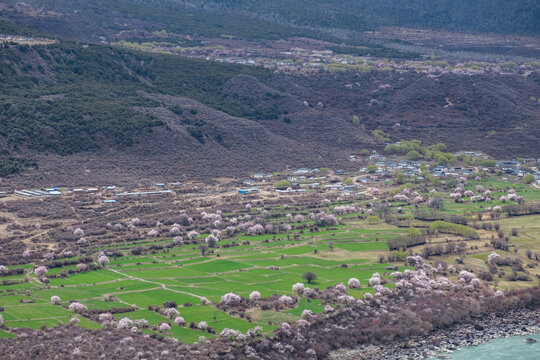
427;332;540;360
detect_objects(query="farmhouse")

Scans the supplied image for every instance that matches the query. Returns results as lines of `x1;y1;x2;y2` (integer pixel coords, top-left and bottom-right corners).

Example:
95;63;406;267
238;187;260;194
293;168;311;175
115;190;172;197
496;161;520;168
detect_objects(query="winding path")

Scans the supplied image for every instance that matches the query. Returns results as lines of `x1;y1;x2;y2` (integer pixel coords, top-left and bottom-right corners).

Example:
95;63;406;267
107;268;203;300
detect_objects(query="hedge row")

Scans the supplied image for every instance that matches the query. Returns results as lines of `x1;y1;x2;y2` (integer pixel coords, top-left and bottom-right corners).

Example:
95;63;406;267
429;221;479;239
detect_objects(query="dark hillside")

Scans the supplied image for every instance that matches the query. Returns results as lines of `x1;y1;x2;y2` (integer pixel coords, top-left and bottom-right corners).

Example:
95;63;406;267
220;74;304;120
0;42;270;155
0;40;538;184
197;0;540;35
267;71;540;158
15;95;356;186
0;0;318;42
4;0;537;46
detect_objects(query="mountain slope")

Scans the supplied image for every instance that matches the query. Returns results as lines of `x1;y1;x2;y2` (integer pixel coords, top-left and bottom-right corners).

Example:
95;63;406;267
194;0;540;35
0;38;538;184
3;0;538;46
0;0;318;42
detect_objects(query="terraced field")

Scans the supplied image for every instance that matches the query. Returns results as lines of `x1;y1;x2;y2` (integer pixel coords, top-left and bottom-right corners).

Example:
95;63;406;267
0;176;538;343
0;219;407;342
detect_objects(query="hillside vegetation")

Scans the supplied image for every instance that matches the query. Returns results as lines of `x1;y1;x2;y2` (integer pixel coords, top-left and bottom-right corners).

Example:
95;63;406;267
0;42;269;155
0;37;538;183
196;0;540;35
0;0;318;41
3;0;538;46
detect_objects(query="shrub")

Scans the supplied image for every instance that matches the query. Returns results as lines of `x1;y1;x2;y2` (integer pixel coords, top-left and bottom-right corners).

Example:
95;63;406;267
69;302;88;313
174;316;186;326
366;216;381;224
503;203;540;216
220;293;241;306
429;221;479;239
159;322;171;332
523;174;534;184
249;291;261;301
372;129;390;142
274;180;291;188
302;272;317;284
292;283;305;293
406;150;421;160
348;278;360;288
408;227;421;240
34;266;48;276
278;295;293;305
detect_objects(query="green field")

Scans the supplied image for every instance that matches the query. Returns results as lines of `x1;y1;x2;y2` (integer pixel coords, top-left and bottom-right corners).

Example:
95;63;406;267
0;176;538;343
0;218;398;342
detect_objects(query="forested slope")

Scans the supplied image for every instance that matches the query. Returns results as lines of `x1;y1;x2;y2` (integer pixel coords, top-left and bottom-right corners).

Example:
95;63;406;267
3;0;538;44
197;0;540;35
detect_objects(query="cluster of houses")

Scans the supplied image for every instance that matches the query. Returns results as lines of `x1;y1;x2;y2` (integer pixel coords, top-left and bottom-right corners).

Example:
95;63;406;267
237;155;540;197
497;160;540;180
13;189;62;198
11;182;175;202
12;186;108;199
7;178;228;203
155;38;540;77
6;154;540;203
238;168;364;196
358;153;540;183
0;34;56;45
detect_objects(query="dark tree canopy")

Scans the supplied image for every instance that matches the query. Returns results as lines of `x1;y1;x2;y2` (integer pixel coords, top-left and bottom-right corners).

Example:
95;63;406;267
303;271;317;284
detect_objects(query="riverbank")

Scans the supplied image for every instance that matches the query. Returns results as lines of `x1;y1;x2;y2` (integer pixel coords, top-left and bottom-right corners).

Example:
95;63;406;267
327;308;540;360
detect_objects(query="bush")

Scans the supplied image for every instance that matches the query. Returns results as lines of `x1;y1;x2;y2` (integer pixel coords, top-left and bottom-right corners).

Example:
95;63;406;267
372;129;390;142
388;236;426;250
503;203;540;216
389;183;414;196
302;271;317;284
388;250;408;261
413;209;467;225
523;174;534;184
429;221;479;239
406;150;421;161
395;172;405;184
274;180;291;188
366;216;381;224
408;227;421;240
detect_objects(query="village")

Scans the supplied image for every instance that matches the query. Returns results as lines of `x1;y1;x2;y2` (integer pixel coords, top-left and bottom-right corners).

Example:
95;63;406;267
4;149;539;204
0;34;57;45
1;1;539;358
112;32;540;78
1;143;540;358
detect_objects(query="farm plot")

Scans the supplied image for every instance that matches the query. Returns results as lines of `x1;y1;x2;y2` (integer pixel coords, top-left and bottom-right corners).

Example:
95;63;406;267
3;178;534;343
